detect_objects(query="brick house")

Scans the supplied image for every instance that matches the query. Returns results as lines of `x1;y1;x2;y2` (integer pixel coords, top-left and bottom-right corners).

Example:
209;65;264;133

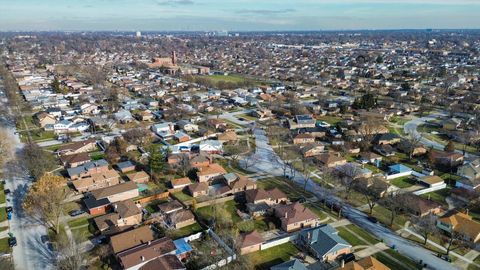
274;202;321;232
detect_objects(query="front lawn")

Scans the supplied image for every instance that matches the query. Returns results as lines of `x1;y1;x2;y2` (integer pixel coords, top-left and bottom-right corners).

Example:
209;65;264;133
390;177;417;189
345;224;380;244
247;242;299;270
0;237;11;254
0;207;6;222
0;183;5;204
256;177;312;201
337;226;368;247
67;216;90;228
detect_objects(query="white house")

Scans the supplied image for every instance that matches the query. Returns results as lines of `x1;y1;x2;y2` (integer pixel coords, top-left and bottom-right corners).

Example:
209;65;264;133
151;122;175;139
199;140;223;154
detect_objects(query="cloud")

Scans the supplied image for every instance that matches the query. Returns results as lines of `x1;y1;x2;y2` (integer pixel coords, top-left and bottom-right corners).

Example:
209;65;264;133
236;8;296;15
157;0;194;6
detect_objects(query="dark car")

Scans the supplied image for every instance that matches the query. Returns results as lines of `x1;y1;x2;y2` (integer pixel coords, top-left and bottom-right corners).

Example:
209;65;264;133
340;253;356;263
69;210;85;217
5;206;13;213
238;117;246;121
8;237;17;247
367;216;378;223
4;189;11;195
41;235;49;244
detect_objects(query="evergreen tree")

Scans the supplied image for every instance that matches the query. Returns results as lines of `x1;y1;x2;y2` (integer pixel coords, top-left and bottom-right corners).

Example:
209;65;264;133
149;146;166;174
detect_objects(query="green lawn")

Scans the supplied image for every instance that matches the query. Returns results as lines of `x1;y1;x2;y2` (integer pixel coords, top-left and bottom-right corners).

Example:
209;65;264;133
247;242;299;270
256;177;312;201
67;216;90;228
374;250;422;270
71;225;94;242
0;237;11;254
390;177;417;188
19;130;56;142
420;188;451;205
315;115;343;125
169;222;203;239
337;226;368;247
369;205;408;231
172;191;194;203
89;151;105;161
0;227;8;233
304;203;328;220
0;207;6;222
0;184;5;204
345;224;380;244
196;200;242;224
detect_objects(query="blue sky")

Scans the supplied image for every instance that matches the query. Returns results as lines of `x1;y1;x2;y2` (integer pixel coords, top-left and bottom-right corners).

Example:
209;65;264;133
0;0;479;31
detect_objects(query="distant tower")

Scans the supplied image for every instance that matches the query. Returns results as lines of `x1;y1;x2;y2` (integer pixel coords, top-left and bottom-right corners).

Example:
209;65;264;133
136;31;142;38
171;51;177;65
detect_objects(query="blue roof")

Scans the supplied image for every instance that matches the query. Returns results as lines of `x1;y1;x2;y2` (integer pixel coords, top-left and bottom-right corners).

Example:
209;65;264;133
388;164;412;173
173;238;193;255
271;259;308;270
299;225;351;257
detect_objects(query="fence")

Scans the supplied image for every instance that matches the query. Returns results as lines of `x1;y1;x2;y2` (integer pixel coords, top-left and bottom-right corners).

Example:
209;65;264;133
133;191;170;205
195;195;235;208
183;231;203;242
201;255;237;270
261;234;298;250
412;183;447;195
385;171;413;180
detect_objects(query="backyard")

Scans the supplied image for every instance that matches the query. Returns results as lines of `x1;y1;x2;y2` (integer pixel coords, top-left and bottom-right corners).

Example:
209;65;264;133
247;242;299;270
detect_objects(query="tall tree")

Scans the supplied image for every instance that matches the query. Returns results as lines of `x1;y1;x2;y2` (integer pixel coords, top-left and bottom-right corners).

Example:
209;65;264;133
23;174;68;235
23;142;57;180
55;231;87;270
411;214;438;245
149;146;167;175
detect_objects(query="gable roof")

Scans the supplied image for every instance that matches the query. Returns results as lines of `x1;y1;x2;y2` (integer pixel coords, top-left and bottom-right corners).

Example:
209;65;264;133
300;224;351;257
271;259;309;270
342;256;390;270
117;237;176;269
275;202;319;226
90;181;138;199
238;230;264;248
110;226;155;254
439;211;480;242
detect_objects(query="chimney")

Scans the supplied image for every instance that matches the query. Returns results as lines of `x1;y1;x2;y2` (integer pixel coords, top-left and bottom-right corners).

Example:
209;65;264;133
114;204;118;211
147;241;151;246
341;259;345;268
141;256;145;262
284;211;288;219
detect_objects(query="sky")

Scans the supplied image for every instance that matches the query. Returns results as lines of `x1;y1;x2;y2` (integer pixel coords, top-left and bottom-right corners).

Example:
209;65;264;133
0;0;479;31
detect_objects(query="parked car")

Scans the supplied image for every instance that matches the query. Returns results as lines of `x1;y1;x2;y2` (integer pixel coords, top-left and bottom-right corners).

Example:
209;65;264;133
69;210;85;217
40;235;49;244
5;206;13;213
8;237;17;247
340;253;356;263
4;189;11;195
367;216;378;223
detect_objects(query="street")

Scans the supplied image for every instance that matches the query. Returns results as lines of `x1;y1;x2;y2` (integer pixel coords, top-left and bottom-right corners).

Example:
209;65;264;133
242;127;459;270
1;111;54;270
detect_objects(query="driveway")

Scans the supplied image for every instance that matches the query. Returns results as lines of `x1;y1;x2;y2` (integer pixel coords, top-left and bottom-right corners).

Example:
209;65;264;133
241;127;459;270
207;109;254;127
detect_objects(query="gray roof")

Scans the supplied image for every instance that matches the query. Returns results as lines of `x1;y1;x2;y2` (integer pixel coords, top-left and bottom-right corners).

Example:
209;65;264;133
67;159;109;177
299;224;351;257
116;160;134;169
271;259;308;270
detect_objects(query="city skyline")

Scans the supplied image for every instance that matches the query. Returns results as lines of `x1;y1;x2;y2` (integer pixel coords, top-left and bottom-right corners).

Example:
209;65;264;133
1;0;480;31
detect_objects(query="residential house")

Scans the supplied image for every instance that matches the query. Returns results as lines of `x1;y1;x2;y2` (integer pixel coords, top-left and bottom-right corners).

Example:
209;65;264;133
274;202;321;232
110;226;155;254
117;237;176;270
89;181;139;204
457;159;480;190
136;110;154;121
80;103;99;115
238;230;264;255
170;177;192;189
34;112;57;128
429;150;464;168
403;195;443;217
374;133;401;145
60;152;91;168
186;182;209;198
217;131;238;144
57;138;97;155
94;200;142;234
174;131;191;143
270;259;308;270
245;188;288;205
72;169;121;193
288;114;316;130
177;120;199;133
116;161;136;173
67;159;109;180
419;175;446;189
158;200;184;215
293;134;315;145
373;144;396;157
397;139;427;156
196;163;227;182
166;209;196;229
127;171;150;184
359;152;382;165
341;256;390;270
199;140;223;154
136;255;185;270
207;119;228;131
296;225;352;262
189;154;211;168
300;143;325;157
151;122;175;139
115;109;134;123
315;153;347;168
437;211;480;245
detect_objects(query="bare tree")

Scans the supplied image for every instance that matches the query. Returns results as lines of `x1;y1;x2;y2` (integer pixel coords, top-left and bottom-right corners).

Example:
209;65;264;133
357;181;385;215
442;230;470;256
411;214;439;245
0;128;15;167
337;163;362;200
55;232;87;270
381;193;406;227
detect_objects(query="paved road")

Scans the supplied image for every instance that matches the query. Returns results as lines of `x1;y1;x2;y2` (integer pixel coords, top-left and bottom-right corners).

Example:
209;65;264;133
404;112;478;159
1;112;54;270
242;127;459;270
